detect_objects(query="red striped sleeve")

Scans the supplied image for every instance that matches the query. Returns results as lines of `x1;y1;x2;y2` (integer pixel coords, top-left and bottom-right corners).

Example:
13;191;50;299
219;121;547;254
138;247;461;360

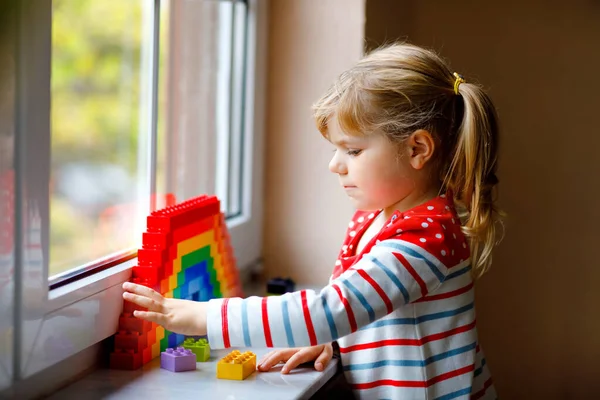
332;283;357;332
261;297;273;347
300;290;318;346
221;298;230;348
356;269;393;314
394;251;428;297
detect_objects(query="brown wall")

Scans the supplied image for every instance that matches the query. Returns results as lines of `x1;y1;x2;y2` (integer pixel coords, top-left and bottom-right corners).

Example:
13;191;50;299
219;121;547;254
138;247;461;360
365;0;600;398
263;0;364;284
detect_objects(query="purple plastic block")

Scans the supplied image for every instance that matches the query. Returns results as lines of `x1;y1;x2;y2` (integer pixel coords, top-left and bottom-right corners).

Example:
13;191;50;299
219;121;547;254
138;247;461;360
160;347;197;372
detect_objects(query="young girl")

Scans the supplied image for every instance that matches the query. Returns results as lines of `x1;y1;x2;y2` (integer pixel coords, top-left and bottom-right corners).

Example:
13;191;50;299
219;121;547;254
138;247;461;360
123;43;501;400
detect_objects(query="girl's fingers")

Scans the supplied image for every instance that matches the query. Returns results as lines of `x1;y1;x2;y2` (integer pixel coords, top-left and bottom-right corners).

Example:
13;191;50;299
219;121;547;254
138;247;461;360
123;292;165;313
122;282;164;303
257;350;279;367
132;310;167;326
314;344;333;371
257;349;296;372
282;348;318;374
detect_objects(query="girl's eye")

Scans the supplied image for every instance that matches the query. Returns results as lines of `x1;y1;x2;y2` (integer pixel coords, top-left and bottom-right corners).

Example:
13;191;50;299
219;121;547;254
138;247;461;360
347;149;362;156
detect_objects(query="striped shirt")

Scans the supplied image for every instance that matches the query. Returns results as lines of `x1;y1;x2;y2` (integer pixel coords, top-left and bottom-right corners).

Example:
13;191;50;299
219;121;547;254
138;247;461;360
207;195;497;399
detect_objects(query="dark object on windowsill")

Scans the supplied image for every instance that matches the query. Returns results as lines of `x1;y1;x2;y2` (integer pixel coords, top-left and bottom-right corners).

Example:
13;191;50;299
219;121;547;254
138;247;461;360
266;277;295;296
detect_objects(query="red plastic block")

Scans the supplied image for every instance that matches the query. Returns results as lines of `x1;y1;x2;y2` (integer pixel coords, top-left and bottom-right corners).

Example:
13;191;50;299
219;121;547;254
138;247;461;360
143;346;153;364
132;265;161;286
147;196;219;232
110;349;142;370
172;217;215;244
131;278;161;293
123;301;145;314
119;314;151;334
137;248;168;266
142;231;168;249
114;331;147;353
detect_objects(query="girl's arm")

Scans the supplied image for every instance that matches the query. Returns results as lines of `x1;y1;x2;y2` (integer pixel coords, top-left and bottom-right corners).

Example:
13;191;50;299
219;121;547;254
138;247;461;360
207;235;454;349
123;221;461;348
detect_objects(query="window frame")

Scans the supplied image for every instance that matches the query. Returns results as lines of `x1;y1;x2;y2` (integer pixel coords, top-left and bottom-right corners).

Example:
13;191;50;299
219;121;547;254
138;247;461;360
10;0;266;386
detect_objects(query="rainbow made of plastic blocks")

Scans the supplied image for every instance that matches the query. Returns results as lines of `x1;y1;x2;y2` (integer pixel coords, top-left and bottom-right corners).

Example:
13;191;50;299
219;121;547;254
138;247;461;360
216;350;257;380
109;195;243;370
183;338;210;362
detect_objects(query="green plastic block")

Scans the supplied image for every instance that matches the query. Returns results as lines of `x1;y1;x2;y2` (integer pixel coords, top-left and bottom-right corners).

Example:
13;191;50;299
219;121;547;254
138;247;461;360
182;338;211;362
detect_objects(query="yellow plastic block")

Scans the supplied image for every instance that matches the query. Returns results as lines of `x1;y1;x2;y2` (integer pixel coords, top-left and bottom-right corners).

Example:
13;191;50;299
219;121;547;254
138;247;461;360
152;342;160;358
169;273;177;291
216;350;256;380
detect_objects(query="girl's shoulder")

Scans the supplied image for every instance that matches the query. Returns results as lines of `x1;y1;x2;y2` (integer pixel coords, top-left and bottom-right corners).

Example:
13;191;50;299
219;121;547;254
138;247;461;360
374;195;470;268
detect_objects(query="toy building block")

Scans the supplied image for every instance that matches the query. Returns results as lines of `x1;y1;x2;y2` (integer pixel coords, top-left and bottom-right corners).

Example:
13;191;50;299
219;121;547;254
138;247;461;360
160;347;197;372
267;277;295;295
111;194;243;370
182;338;210;362
216;350;257;380
110;349;142;370
114;330;146;353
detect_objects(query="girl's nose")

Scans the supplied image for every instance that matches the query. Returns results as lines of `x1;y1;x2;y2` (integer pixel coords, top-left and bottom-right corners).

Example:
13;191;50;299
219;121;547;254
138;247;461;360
328;151;348;175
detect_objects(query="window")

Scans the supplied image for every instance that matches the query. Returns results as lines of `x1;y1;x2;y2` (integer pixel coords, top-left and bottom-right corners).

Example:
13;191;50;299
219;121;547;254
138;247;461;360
49;0;254;285
0;4;16;391
7;0;266;387
50;0;148;278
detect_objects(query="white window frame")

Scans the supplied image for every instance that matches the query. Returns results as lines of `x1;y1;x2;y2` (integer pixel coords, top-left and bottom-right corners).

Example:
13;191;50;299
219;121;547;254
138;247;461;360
8;0;266;391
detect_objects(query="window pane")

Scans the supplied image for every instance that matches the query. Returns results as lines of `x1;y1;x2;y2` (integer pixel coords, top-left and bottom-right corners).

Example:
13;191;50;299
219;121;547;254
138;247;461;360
156;0;247;218
50;0;149;277
0;13;15;389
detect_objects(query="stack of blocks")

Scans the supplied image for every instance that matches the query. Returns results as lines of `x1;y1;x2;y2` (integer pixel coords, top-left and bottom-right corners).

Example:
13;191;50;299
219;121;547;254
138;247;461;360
216;350;257;380
110;195;243;370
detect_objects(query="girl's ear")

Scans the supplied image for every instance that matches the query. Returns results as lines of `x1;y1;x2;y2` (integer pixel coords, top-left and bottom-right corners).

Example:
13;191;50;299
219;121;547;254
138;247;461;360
406;129;435;170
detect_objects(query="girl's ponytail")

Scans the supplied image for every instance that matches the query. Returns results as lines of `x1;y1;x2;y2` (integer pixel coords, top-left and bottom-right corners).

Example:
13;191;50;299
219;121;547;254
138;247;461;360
444;79;503;279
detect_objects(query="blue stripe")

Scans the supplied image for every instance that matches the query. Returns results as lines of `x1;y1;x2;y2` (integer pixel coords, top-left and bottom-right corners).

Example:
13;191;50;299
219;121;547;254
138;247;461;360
343;342;476;371
360;302;474;330
379;241;445;282
321;296;339;340
281;297;295;347
369;256;410;303
447;265;472;280
241;301;251;347
474;357;487;378
342;278;376;322
435;387;473;400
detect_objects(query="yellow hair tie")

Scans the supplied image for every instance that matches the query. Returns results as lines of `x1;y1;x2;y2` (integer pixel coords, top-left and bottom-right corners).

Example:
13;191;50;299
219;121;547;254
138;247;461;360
453;72;465;95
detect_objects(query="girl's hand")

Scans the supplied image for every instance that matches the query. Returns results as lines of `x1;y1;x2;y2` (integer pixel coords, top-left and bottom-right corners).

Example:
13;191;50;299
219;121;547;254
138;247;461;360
257;343;333;374
121;282;207;336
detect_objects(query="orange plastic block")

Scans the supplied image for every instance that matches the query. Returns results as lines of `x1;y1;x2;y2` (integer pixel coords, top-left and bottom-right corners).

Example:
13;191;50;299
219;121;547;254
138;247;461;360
216;350;257;380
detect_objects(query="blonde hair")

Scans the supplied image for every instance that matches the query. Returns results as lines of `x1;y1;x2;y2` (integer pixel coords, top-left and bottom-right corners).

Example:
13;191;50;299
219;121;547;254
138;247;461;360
312;43;503;279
